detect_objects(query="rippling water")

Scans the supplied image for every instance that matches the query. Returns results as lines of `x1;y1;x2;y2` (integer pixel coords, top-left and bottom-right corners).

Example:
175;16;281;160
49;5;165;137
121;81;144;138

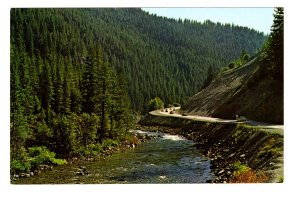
13;131;214;184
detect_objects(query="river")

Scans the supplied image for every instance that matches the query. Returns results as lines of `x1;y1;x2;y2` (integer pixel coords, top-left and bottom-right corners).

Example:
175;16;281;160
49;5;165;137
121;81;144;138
13;131;215;184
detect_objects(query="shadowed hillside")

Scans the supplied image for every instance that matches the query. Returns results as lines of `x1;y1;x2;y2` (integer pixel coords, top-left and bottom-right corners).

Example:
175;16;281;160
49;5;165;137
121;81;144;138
181;52;283;124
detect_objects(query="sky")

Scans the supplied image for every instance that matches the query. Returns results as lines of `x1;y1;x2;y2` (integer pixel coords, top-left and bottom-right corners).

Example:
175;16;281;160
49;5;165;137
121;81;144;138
142;8;274;34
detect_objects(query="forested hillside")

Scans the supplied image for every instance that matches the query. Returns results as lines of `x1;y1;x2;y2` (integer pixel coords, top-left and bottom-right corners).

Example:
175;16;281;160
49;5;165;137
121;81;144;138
11;8;266;112
181;8;284;124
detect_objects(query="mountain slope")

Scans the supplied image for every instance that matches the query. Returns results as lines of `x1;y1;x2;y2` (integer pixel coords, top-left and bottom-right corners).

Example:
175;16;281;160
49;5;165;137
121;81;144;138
11;8;267;112
181;53;283;124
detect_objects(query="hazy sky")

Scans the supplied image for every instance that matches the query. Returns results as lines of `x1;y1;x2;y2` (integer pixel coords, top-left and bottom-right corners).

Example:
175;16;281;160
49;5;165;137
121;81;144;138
142;8;274;34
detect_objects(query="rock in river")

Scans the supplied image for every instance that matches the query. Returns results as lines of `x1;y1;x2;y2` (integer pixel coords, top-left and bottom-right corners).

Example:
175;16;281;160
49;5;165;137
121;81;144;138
76;166;89;176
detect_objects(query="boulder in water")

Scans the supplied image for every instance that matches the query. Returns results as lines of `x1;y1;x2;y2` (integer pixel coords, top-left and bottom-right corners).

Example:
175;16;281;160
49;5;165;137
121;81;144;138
76;167;89;176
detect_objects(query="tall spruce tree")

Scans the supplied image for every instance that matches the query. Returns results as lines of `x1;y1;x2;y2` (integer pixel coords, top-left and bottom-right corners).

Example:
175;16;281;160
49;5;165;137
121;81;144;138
267;7;284;80
10;45;30;159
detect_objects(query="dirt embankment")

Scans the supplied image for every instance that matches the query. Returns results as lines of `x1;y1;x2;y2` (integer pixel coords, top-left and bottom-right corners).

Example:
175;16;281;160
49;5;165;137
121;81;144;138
139;114;284;183
181;55;283;124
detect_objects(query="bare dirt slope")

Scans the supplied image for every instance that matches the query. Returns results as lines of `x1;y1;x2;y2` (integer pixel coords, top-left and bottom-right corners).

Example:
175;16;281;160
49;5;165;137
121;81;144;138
181;55;283;124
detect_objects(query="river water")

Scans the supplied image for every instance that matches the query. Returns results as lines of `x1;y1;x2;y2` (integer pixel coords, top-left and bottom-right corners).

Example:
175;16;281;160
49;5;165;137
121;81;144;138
13;131;214;184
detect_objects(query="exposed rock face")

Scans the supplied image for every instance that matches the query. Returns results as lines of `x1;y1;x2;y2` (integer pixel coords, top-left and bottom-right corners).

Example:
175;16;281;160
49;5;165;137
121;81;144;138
181;56;283;124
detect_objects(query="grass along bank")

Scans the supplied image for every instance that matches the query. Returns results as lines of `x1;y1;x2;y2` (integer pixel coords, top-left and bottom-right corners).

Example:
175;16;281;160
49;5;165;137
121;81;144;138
139;114;283;183
11;132;157;182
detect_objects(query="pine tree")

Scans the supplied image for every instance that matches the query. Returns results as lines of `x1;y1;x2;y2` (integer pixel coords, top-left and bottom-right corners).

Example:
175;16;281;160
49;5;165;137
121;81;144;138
62;62;72;114
53;61;64;114
98;60;112;140
79;113;99;147
52;114;78;156
81;51;101;114
268;7;284;79
39;61;54;123
110;70;132;136
10;45;30;159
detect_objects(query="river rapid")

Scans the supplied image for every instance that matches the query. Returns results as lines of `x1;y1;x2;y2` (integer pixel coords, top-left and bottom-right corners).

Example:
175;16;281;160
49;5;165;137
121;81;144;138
13;130;215;184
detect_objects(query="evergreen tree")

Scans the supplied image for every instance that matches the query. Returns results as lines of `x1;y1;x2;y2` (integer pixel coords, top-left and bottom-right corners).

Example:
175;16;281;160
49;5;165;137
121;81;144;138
81;51;101;114
39;61;54;123
10;45;30;159
241;50;250;65
52;114;78;156
98;60;113;140
52;62;64;115
267;7;284;80
78;113;99;147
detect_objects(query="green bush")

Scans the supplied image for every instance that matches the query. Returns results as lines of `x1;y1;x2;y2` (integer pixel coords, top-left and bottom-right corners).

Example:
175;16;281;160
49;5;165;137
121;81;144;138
89;143;103;152
102;138;119;149
86;143;104;156
10;147;31;174
228;62;235;69
11;159;31;174
28;146;67;169
73;143;104;157
148;97;164;111
72;146;86;156
232;161;248;173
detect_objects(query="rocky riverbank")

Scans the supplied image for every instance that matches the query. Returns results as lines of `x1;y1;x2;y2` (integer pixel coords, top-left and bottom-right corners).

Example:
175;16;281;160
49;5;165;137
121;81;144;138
11;132;160;182
138;114;284;183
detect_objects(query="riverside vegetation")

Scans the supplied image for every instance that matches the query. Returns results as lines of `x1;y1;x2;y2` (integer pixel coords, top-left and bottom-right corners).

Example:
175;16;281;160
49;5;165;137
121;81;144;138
10;8;283;183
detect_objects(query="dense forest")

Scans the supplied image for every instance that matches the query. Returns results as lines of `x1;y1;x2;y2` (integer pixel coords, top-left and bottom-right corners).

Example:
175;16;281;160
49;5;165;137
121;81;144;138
11;8;267;112
10;8;267;175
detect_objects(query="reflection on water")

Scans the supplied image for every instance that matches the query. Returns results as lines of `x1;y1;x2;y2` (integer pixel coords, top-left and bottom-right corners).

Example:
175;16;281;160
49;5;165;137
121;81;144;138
14;131;214;184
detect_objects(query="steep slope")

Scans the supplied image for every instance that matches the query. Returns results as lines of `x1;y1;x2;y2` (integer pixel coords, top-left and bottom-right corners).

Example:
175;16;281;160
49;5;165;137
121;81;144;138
181;53;283;124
